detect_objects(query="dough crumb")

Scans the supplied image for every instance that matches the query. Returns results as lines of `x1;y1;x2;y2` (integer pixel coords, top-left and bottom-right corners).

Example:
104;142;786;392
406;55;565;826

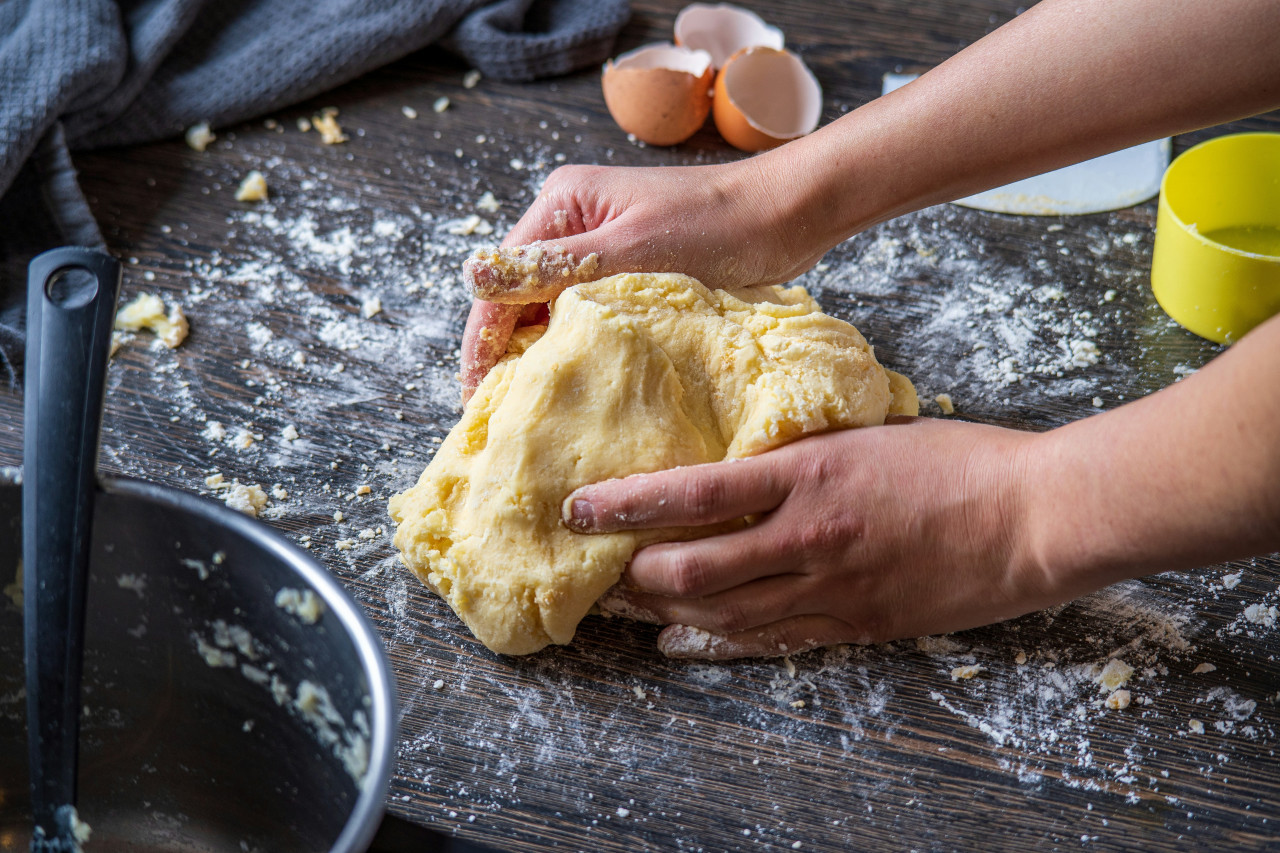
934;393;955;415
313;109;348;144
185;122;216;151
296;116;312;132
789;699;807;709
1105;689;1131;710
1092;396;1104;408
335;538;356;550
433;96;450;113
1192;662;1217;674
463;70;481;88
950;664;983;681
615;807;630;818
113;293;188;348
476;191;500;213
401;105;418;119
1095;658;1134;692
355;484;372;495
1188;719;1205;735
447;215;493;236
1014;651;1027;665
432;679;445;690
271;484;288;500
235;170;269;202
223;483;268;517
1222;572;1242;589
281;424;300;441
275;587;326;624
333;510;345;523
360;295;382;319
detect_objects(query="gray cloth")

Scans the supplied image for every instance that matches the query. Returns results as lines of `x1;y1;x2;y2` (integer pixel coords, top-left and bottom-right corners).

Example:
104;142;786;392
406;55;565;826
0;0;629;386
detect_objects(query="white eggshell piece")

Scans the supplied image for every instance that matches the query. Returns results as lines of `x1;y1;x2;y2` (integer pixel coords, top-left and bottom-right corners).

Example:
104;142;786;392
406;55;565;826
721;47;821;138
674;3;784;69
611;42;712;76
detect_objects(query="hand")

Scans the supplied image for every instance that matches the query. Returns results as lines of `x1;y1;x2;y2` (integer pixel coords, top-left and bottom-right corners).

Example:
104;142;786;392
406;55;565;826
460;157;830;400
564;417;1055;660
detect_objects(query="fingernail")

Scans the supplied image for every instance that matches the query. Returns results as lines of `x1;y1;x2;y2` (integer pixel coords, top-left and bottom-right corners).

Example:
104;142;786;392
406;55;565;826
562;495;595;531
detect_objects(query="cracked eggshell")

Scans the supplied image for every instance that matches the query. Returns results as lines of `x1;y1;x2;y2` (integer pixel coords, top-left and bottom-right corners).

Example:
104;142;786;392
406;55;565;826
713;46;822;152
601;43;715;146
674;3;784;69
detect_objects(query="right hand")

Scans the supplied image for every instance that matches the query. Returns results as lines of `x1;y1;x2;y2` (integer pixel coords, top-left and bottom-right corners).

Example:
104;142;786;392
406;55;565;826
459;157;831;401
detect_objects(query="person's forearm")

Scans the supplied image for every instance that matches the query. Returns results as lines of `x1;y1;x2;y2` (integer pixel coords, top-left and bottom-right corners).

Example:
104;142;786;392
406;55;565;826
767;0;1280;248
1019;314;1280;599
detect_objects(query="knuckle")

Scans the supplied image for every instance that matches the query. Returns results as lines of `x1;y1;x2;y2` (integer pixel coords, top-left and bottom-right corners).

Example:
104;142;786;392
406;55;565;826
709;599;753;634
663;548;709;597
682;474;724;521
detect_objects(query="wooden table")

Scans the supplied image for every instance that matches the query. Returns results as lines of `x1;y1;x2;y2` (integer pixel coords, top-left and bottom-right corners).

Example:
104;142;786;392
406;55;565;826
4;1;1279;849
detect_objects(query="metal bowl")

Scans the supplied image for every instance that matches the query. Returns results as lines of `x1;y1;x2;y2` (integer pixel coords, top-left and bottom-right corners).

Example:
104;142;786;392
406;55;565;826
0;476;396;852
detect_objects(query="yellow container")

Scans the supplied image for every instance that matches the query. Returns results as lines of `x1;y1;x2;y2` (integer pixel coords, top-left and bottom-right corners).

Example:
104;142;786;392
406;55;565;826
1151;132;1280;344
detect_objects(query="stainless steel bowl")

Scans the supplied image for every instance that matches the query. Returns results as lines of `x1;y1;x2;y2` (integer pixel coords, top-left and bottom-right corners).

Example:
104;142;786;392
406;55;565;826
0;476;396;852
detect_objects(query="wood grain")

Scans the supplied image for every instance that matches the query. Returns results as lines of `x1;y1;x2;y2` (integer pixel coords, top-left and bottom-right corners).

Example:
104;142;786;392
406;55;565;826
2;1;1279;850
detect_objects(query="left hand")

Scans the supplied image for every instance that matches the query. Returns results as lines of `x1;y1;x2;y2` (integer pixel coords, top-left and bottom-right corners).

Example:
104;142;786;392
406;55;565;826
564;417;1055;660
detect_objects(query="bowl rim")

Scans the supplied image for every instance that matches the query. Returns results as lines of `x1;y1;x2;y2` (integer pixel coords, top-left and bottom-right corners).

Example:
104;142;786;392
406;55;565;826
1158;131;1280;262
2;473;398;853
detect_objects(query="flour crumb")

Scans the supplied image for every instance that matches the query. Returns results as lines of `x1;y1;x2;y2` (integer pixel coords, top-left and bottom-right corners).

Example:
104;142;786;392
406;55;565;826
463;70;481;88
281;424;299;441
1193;662;1217;674
204;421;227;442
360;296;382;319
632;685;647;700
432;679;445;690
934;393;955;415
1092;396;1103;408
433;97;450;113
296;116;312;132
1104;289;1117;302
950;664;983;681
616;807;630;818
185;122;216;151
1188;719;1205;735
1243;603;1277;627
1222;572;1242;589
1095;658;1134;692
235;170;268;202
401;105;418;119
333;510;344;523
116;573;147;598
476;191;500;213
1105;689;1131;710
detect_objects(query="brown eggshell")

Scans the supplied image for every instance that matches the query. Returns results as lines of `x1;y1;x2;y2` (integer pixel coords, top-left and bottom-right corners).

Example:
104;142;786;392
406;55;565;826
602;44;715;147
713;46;822;152
674;3;784;69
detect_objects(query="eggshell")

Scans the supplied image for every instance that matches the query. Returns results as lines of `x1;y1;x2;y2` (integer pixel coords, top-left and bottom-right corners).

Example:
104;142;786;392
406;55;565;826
713;46;821;152
601;43;714;146
674;3;784;69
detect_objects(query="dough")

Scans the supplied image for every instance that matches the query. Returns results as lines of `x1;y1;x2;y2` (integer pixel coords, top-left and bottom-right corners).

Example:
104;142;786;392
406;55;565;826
389;272;917;655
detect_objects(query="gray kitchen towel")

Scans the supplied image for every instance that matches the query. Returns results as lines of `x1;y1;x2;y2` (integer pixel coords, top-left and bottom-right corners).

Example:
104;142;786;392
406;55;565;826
0;0;630;387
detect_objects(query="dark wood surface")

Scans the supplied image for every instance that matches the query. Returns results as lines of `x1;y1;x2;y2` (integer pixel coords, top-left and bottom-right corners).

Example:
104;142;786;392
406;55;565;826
4;1;1280;850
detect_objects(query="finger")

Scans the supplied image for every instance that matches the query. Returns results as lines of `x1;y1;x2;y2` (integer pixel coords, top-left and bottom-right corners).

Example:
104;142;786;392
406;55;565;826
609;573;812;634
464;243;602;304
563;456;791;533
657;615;857;661
595;583;663;624
459;300;520;403
625;516;802;598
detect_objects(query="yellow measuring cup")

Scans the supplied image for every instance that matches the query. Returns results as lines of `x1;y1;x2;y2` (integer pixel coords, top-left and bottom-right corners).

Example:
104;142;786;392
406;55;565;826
1151;132;1280;344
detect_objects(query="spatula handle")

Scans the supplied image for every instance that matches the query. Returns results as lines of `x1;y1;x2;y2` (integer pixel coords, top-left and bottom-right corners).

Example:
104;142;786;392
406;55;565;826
23;248;121;835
